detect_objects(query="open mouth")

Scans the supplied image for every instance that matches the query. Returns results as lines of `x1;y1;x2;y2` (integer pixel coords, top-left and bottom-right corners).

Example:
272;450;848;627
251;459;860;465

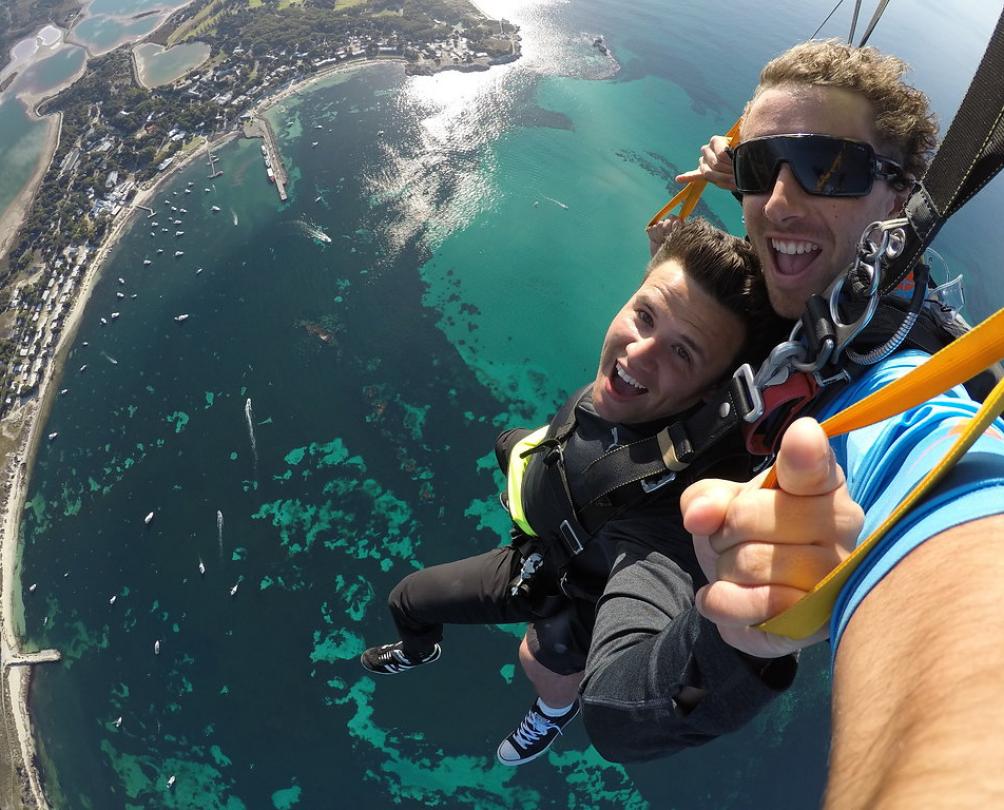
610;362;648;398
771;238;821;277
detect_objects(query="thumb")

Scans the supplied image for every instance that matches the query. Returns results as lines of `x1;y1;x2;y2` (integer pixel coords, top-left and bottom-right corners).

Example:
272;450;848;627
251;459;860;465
775;417;844;497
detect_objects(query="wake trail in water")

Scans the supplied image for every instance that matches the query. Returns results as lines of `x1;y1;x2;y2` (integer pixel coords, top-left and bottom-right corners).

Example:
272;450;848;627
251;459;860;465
231;209;239;226
542;195;569;210
245;397;258;475
217;510;224;561
294;218;332;244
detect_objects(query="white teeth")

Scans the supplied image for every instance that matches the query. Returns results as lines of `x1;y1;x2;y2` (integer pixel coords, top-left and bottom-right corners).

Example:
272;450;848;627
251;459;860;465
616;364;647;391
771;238;820;255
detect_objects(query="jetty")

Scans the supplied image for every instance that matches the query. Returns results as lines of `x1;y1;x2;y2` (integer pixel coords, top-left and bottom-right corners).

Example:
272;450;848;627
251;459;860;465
5;649;61;667
207;148;223;179
135;204;156;219
242;116;288;202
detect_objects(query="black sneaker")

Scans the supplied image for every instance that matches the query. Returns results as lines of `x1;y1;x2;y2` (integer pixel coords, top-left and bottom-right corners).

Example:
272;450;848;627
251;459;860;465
359;641;441;675
496;699;580;766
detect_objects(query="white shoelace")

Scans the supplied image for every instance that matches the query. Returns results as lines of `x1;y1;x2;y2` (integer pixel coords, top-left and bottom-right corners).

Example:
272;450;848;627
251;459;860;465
512;710;559;749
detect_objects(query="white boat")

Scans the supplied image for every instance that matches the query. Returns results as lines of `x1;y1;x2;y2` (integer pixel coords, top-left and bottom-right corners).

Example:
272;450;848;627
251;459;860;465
174;314;189;322
143;259;152;266
204;187;210;192
116;292;125;299
111;312;120;319
315;124;323;129
109;595;117;605
82;341;88;346
167;775;176;789
180;208;187;214
314;196;322;202
144;511;154;525
185;188;191;194
79;364;88;372
154;640;161;655
229;582;239;597
150;231;155;237
161;227;169;232
114;716;122;728
175;231;184;237
172;191;178;196
130;294;137;299
100;317;107;325
211;205;221;212
198;558;205;575
196;268;203;275
152;221;158;226
157;248;164;254
377;130;384;136
311;141;318;147
59;388;68;395
170;205;177;211
28;583;37;593
118;277;125;285
174;251;184;257
48;432;58;441
174;219;183;225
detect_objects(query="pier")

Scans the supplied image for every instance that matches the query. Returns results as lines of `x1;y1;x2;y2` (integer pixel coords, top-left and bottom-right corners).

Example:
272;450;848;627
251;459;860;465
207;148;224;179
135;204;156;218
4;649;61;667
242;116;288;202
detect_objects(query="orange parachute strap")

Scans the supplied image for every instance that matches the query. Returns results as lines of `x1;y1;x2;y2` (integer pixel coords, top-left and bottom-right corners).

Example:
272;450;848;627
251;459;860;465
646;119;742;227
757;306;1004;638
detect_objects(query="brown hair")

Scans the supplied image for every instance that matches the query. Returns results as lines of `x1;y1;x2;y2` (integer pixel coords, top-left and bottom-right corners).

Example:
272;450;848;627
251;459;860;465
648;218;787;366
745;39;938;182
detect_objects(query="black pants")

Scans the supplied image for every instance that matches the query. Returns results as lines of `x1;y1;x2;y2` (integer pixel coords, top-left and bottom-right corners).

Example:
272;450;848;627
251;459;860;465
388;545;592;675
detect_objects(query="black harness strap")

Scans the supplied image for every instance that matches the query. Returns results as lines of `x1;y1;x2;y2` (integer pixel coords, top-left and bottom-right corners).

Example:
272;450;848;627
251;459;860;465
880;7;1004;296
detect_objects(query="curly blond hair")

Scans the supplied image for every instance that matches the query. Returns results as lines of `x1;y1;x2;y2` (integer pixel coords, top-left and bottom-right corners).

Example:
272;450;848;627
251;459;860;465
744;39;938;181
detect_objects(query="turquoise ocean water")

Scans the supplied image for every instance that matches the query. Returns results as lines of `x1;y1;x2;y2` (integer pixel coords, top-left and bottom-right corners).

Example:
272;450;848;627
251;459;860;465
15;1;1004;807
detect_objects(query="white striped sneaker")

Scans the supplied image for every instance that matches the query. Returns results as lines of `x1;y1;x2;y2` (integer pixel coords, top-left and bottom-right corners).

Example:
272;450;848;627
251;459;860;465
360;641;441;675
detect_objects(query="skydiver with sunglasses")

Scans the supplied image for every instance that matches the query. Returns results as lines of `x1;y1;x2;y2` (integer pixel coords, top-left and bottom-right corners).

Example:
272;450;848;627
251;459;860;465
582;40;1004;806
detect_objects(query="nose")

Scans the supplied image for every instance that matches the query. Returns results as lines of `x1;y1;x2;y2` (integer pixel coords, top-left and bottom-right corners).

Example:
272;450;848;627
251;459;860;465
625;334;658;371
762;163;806;225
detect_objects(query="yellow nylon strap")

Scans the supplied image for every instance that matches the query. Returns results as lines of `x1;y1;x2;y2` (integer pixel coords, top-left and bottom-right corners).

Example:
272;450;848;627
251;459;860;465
646;119;742;227
506;426;549;537
757;307;1004;638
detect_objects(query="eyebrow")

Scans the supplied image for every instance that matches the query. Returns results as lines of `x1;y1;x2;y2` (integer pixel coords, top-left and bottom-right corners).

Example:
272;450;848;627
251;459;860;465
640;288;709;363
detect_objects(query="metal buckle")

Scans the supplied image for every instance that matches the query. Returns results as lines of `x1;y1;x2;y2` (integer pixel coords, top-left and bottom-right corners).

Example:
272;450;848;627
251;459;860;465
641;472;677;493
732;363;764;422
826;218;908;364
559;520;584;556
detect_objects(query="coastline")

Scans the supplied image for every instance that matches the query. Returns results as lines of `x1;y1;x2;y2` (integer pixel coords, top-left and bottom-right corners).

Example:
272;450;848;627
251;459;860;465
0;49;512;810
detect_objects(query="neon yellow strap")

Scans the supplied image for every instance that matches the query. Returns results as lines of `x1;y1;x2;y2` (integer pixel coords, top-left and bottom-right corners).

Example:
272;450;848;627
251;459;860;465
506;426;549;537
758;307;1004;638
646;119;742;227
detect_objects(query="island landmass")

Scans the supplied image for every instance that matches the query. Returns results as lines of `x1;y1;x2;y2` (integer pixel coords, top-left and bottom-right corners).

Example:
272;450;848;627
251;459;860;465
0;1;520;807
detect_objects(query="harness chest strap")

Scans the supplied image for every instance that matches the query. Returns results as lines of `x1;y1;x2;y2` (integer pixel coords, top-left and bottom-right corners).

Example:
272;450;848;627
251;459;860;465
759;305;1004;639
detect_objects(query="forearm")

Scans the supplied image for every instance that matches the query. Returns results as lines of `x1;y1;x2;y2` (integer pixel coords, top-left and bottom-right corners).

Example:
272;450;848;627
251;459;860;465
827;516;1004;809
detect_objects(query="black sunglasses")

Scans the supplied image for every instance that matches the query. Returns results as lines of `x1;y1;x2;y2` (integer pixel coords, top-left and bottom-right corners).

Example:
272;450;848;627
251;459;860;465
727;134;908;197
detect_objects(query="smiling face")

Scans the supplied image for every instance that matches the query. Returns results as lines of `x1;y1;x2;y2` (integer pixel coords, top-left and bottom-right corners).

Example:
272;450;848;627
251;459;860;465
741;85;908;318
591;258;747;425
